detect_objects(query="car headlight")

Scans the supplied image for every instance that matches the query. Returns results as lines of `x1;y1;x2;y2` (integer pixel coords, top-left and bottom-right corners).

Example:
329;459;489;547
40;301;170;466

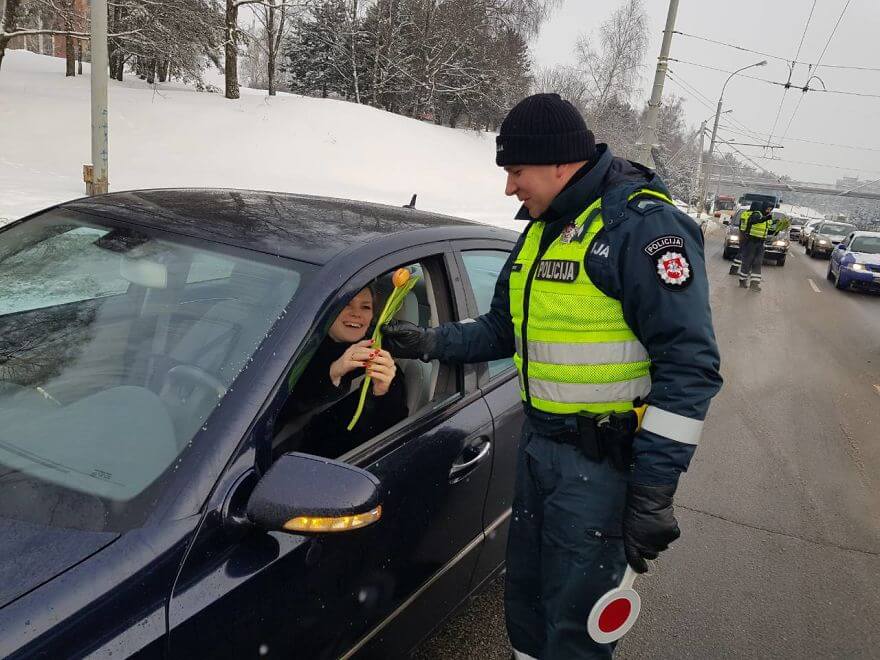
773;240;786;247
729;234;739;242
818;239;829;245
851;263;866;271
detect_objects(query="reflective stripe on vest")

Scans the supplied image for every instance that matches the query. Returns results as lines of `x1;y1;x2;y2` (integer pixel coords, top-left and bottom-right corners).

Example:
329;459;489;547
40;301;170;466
740;210;756;231
515;336;649;365
508;188;671;416
749;218;769;238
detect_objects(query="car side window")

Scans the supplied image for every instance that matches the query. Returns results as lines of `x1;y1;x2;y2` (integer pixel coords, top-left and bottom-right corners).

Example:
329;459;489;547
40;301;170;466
460;250;514;379
272;256;459;461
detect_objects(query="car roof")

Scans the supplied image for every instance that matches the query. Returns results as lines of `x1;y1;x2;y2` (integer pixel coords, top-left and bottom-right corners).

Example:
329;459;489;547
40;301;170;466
59;188;517;264
851;230;880;238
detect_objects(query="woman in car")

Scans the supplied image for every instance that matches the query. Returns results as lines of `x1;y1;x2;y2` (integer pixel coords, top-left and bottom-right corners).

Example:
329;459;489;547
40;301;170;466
281;285;408;458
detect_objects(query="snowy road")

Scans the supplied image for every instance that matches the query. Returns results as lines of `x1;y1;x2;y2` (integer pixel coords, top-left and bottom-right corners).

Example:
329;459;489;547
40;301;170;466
414;233;880;659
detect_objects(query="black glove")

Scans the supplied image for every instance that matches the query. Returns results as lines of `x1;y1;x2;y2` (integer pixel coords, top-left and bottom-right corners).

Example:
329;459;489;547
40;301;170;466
380;320;437;361
623;482;681;573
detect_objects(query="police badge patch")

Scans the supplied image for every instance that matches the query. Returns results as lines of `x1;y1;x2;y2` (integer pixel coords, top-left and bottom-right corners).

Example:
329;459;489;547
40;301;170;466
643;235;692;289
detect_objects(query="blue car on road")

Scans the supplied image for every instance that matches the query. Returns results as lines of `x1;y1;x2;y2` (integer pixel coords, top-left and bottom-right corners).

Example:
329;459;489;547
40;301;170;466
827;230;880;293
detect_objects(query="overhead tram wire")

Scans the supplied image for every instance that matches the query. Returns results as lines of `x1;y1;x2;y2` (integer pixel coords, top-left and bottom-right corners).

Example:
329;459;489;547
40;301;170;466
672;24;880;72
781;0;853;141
767;0;817;145
733;152;880;175
666;70;769;142
668;59;880;100
667;70;880;156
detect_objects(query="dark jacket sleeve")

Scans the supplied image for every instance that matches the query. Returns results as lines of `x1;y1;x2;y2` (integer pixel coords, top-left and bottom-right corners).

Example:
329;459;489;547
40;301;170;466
431;232;525;363
611;205;723;486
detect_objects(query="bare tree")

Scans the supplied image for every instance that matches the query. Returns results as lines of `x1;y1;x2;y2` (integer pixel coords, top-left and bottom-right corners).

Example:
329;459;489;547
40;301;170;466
575;0;647;117
1;0;144;75
1;0;90;72
532;64;591;111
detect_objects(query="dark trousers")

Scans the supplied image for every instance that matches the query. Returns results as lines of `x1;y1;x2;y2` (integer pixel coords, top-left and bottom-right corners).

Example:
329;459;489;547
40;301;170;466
732;229;744;271
505;421;628;659
738;236;765;282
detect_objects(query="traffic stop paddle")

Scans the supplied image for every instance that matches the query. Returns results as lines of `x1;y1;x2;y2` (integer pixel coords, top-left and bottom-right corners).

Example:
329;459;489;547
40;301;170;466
587;565;641;644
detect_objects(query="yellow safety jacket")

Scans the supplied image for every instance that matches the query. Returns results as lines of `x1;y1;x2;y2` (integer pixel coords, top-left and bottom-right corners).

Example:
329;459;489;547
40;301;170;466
508;188;672;416
740;211;768;239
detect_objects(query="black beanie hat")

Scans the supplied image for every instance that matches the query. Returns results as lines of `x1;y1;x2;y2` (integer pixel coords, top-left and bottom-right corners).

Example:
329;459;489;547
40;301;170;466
496;93;596;167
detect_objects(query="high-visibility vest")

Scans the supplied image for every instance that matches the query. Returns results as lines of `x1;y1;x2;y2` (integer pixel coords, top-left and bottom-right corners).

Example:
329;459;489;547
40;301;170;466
740;210;757;231
740;211;768;238
508;188;672;416
748;215;769;239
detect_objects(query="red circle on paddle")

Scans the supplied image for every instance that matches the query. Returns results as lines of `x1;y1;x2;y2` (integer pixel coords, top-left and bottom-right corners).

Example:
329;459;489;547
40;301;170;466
597;597;633;633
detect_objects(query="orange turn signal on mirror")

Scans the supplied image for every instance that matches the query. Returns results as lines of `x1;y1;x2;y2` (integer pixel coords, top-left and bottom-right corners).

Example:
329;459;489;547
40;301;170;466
283;506;382;533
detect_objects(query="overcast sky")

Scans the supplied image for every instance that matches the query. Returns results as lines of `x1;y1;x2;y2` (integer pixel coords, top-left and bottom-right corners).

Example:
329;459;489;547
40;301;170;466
530;0;880;185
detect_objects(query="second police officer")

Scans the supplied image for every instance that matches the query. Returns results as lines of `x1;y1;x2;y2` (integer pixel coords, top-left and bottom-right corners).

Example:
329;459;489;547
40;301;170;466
732;201;772;291
382;93;723;659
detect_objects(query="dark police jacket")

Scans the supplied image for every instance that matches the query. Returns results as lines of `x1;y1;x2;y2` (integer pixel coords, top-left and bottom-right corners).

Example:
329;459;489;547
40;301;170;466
433;145;723;486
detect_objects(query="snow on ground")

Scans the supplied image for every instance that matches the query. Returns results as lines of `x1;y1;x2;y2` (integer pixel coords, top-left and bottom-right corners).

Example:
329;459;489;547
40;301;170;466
0;51;521;229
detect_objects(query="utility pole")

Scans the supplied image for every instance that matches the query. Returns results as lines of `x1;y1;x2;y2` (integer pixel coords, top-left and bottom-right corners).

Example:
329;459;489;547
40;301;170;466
691;120;706;215
87;0;109;195
637;0;679;169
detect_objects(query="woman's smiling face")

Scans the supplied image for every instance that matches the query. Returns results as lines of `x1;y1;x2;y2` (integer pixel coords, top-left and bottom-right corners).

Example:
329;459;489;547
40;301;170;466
328;288;374;343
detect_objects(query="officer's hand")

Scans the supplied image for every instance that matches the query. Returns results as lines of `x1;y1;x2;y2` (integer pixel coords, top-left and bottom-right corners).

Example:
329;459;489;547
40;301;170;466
623;482;681;573
380;320;437;361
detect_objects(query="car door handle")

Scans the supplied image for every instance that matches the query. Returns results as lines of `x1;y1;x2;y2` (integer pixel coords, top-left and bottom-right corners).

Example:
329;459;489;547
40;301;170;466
449;438;492;482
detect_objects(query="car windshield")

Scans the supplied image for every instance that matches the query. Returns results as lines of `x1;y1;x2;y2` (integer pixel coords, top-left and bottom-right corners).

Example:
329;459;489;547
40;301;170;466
821;222;856;235
0;210;313;531
850;236;880;254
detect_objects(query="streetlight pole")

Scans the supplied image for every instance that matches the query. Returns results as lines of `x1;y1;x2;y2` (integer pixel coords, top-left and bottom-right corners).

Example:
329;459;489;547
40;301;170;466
638;0;679;169
694;111;731;216
88;0;109;195
698;60;766;216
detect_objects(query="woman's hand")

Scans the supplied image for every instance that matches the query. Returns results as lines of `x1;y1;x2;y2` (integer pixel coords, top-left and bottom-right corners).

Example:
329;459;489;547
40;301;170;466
329;339;374;387
367;349;397;396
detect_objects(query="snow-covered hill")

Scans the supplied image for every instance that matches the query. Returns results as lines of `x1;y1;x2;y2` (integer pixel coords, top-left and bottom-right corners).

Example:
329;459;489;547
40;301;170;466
0;51;521;229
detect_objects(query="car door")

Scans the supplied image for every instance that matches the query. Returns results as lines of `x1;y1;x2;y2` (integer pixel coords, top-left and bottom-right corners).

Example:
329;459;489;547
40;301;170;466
832;234;849;273
451;241;524;591
166;245;494;659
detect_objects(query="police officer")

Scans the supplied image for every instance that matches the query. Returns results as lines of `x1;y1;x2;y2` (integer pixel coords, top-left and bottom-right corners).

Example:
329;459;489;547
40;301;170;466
737;202;772;291
382;94;722;660
729;201;762;276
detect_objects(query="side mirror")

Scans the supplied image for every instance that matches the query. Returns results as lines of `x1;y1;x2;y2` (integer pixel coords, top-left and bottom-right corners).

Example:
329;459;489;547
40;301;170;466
837;243;847;250
247;453;382;534
722;218;730;225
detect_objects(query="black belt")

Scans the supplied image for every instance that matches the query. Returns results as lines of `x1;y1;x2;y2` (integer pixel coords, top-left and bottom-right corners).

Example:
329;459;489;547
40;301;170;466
552;412;639;471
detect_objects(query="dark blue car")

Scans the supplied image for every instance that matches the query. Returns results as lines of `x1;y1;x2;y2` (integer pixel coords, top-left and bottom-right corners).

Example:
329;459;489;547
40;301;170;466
827;230;880;293
0;190;523;659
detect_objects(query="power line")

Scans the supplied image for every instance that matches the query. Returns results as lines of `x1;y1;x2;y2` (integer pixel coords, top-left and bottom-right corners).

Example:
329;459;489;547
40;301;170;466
668;58;880;101
666;70;768;140
710;120;880;154
670;30;788;64
672;21;880;72
781;0;853;141
767;0;817;145
813;0;852;72
745;154;880;176
792;0;818;63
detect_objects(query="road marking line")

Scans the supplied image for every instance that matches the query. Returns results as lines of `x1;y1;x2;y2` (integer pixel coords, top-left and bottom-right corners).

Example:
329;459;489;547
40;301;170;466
808;279;821;293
